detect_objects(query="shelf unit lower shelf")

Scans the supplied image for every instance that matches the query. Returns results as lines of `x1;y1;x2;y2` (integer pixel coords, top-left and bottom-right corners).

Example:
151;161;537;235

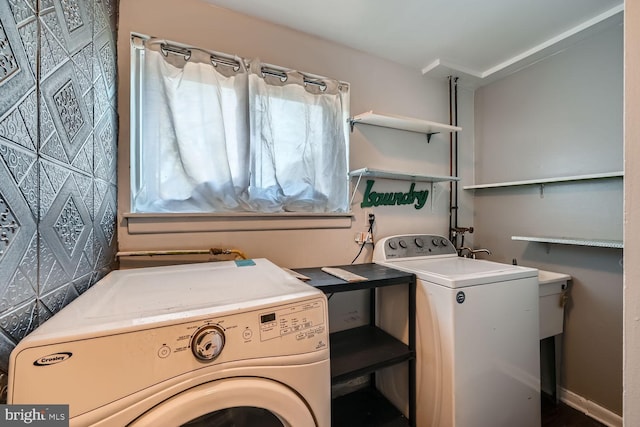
330;325;414;383
332;387;410;427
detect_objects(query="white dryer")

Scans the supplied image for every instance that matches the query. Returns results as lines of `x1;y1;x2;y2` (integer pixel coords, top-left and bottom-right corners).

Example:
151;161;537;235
8;258;330;427
373;235;540;427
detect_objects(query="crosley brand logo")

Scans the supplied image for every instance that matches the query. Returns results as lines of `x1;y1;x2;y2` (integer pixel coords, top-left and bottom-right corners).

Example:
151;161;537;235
33;352;72;366
361;179;429;210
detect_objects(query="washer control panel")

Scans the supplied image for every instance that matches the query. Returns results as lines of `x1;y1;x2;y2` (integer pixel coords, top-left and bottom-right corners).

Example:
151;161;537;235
376;234;457;260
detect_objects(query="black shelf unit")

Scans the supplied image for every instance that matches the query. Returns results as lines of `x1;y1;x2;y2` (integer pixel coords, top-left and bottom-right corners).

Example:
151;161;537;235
294;263;416;427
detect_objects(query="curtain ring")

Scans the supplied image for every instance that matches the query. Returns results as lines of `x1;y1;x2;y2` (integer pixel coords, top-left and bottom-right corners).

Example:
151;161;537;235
211;57;241;72
304;80;327;91
261;67;288;82
160;43;169;57
160;43;191;61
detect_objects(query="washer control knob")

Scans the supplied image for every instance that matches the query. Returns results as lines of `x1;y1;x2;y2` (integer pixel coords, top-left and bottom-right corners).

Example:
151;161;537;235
388;240;398;250
432;238;440;246
192;325;225;362
440;239;449;247
398;240;407;249
415;238;424;248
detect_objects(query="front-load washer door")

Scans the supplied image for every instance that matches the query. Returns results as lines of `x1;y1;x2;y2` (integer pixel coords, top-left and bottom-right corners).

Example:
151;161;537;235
128;378;317;427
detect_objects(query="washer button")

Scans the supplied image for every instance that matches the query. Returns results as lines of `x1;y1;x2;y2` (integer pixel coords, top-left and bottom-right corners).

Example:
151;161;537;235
158;345;171;358
242;329;253;340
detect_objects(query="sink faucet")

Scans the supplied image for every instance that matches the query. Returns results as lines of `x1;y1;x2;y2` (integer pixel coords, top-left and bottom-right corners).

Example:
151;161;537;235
458;247;473;257
458;247;492;259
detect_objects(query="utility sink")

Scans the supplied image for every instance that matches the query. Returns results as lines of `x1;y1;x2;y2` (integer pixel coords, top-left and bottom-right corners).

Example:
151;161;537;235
538;270;571;339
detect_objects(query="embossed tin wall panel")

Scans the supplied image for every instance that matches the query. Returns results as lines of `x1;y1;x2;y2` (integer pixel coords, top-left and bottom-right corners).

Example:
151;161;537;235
41;61;93;166
0;0;39;360
0;329;15;372
0;176;37;313
0;299;38;343
0;1;36;118
39;160;92;295
0;0;118;377
94;182;116;274
95;107;116;184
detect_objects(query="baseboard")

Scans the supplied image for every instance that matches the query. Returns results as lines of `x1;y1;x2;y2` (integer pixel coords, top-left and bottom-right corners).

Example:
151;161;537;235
559;387;622;427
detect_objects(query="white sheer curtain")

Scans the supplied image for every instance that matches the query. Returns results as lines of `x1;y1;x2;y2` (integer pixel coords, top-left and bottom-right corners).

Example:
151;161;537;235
134;40;250;212
247;60;349;213
132;39;349;214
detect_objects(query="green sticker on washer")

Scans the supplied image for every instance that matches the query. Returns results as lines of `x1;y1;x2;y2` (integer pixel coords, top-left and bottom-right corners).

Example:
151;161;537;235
235;259;256;267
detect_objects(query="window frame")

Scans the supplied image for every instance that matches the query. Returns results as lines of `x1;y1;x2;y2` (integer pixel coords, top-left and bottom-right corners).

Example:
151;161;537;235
126;35;353;232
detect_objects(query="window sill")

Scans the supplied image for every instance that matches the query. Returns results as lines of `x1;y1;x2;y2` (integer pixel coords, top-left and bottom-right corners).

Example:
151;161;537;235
123;212;354;234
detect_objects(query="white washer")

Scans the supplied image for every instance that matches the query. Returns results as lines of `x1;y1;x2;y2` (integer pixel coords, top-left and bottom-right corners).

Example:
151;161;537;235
373;235;540;427
8;258;330;427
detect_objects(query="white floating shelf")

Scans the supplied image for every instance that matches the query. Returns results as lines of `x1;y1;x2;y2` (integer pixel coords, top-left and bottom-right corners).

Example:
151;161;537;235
349;111;461;139
464;171;623;190
512;235;623;249
349;168;460;183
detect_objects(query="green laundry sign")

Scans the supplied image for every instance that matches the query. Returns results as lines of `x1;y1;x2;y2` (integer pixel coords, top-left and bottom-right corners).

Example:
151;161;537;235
360;180;429;210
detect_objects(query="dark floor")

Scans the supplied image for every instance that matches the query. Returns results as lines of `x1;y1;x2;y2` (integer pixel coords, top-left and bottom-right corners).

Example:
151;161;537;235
542;396;607;427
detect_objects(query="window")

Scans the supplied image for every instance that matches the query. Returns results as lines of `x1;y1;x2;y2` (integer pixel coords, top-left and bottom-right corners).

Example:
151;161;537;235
130;37;350;215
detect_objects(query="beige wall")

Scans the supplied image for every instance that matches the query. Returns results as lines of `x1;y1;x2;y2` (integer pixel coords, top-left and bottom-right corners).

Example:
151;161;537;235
116;0;474;329
473;25;624;415
624;0;640;424
117;0;475;265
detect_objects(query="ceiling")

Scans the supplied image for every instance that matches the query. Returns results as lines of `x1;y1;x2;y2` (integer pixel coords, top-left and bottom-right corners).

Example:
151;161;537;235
204;0;623;87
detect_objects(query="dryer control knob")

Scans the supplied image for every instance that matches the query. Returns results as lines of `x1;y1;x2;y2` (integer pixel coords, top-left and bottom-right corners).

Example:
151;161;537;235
192;325;225;362
415;238;424;248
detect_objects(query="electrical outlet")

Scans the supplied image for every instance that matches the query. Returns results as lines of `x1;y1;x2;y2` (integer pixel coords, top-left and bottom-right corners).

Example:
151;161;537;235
364;209;373;224
354;232;373;244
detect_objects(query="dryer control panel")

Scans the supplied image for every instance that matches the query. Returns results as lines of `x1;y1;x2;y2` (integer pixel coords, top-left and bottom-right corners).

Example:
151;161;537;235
179;297;327;363
258;300;325;342
374;234;457;260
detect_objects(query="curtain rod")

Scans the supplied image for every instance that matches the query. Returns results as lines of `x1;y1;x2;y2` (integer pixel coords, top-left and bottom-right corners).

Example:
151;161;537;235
131;34;349;91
